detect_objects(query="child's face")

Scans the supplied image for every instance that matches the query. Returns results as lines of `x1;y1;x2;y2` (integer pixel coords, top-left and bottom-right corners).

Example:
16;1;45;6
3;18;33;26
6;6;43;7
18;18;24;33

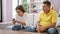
16;9;24;16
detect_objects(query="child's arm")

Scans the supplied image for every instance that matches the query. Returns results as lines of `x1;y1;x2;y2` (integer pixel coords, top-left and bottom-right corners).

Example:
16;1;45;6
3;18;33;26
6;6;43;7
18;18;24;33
17;20;26;26
19;21;26;26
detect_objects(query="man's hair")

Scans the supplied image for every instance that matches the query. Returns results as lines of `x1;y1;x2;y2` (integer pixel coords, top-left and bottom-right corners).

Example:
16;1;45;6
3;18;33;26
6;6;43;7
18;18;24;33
16;5;25;13
43;1;51;7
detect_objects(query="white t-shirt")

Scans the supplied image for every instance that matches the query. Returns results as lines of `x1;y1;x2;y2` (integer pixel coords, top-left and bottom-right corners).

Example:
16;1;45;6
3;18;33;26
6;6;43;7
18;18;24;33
15;13;36;28
15;13;29;26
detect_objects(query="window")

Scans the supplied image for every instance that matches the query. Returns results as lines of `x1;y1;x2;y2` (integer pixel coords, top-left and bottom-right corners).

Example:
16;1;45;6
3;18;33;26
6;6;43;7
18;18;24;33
12;0;21;18
12;0;44;18
18;0;44;13
12;0;18;18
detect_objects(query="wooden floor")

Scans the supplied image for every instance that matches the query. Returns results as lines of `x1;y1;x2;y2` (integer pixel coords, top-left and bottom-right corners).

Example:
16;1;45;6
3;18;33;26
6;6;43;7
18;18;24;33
0;22;60;34
0;22;43;34
0;29;43;34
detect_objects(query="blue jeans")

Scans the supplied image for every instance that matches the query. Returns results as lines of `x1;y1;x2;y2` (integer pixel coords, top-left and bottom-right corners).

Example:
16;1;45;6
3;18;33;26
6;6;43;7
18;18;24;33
12;25;58;34
45;28;58;34
12;25;24;31
25;26;36;32
25;26;58;34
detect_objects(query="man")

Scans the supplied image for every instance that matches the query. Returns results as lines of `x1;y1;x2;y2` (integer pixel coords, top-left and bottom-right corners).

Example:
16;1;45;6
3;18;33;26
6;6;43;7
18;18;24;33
36;1;58;34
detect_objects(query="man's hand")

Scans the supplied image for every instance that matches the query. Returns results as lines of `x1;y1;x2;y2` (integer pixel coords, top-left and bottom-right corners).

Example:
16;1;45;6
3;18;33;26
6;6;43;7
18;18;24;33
36;25;42;33
39;27;46;33
36;26;46;33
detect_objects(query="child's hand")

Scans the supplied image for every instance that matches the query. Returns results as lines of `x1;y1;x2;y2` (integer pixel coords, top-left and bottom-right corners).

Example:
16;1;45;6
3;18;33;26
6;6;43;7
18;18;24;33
17;21;26;26
14;20;20;23
12;19;16;25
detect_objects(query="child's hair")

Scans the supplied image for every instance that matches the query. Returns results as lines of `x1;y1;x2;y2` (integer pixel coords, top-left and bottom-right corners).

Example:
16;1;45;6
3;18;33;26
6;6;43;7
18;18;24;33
15;5;26;13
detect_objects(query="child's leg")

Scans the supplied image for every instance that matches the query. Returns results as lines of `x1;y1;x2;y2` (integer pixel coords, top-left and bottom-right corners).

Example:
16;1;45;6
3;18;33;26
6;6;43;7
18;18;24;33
31;26;36;32
12;25;22;31
25;26;36;32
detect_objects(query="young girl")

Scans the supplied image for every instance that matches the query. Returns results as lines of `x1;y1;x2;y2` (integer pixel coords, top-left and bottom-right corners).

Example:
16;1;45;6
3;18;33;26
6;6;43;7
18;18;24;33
12;5;36;32
12;5;29;31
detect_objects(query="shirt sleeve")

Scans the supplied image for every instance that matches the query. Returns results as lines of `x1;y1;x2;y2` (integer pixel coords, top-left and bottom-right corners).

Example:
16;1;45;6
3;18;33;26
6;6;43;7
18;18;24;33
52;11;57;23
37;12;41;22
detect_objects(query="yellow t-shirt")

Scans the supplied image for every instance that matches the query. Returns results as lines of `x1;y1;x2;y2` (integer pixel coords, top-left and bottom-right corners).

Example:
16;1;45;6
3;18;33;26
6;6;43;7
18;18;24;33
38;9;57;27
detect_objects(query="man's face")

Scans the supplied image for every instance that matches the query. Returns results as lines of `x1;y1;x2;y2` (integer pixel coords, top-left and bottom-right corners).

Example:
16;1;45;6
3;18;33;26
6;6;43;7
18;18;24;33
42;4;50;13
16;9;24;16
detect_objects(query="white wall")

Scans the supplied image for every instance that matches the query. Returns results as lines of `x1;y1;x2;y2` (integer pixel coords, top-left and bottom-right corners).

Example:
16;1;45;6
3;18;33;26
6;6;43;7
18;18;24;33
2;0;12;22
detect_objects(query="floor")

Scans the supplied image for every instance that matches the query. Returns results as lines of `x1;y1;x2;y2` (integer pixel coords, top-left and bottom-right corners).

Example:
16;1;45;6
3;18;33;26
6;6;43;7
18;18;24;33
0;25;43;34
0;22;60;34
0;22;43;34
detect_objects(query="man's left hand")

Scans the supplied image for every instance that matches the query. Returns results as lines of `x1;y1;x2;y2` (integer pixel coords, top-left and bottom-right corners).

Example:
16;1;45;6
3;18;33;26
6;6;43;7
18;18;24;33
40;27;46;33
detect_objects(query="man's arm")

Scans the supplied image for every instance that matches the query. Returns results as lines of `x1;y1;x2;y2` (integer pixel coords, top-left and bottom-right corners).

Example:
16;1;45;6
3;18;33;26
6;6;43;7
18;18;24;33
37;21;40;26
36;12;42;32
44;22;56;29
36;21;41;33
44;10;57;29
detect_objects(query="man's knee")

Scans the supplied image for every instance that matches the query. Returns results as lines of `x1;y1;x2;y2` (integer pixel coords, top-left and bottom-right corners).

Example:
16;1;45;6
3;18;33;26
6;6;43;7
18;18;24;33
48;28;57;34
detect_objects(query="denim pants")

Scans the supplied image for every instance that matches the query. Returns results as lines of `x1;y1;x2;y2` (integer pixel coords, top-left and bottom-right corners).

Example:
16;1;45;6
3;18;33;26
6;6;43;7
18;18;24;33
12;25;24;31
25;26;36;32
12;25;58;34
25;26;58;34
45;28;58;34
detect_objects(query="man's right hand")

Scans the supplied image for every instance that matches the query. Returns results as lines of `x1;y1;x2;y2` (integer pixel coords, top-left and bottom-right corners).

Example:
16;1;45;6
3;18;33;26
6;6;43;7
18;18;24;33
36;25;42;33
36;25;46;33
